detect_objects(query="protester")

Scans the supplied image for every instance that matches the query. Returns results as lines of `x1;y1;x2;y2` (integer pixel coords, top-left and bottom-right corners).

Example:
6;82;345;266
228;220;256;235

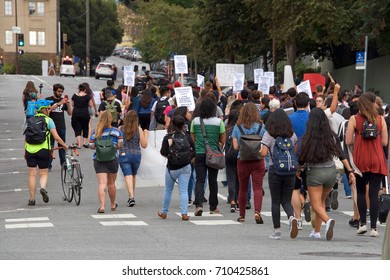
22;81;40;111
138;89;155;130
71;84;93;149
191;98;226;216
82;82;98;146
346;92;388;237
25;100;68;205
89;111;123;213
233;102;265;223
98;89;122;128
118;110;148;207
260;109;298;239
158;115;195;220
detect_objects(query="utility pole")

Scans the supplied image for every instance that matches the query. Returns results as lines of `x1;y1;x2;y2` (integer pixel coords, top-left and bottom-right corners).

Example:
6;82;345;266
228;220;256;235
363;35;368;92
15;0;19;74
57;0;61;72
86;0;90;77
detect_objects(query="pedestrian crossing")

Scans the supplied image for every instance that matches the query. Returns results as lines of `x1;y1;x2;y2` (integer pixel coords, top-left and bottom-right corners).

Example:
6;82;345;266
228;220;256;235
2;211;387;229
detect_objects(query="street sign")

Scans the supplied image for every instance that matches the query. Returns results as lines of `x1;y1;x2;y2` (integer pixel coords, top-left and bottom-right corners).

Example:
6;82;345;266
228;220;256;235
356;51;365;70
12;26;21;33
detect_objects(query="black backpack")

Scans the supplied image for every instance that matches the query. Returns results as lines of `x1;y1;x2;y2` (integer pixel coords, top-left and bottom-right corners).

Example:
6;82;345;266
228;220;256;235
224;128;238;163
361;120;379;139
24;115;49;144
167;131;192;166
155;98;170;124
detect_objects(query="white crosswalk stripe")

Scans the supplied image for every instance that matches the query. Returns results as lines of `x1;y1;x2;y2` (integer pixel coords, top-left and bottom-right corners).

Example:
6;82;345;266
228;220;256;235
91;213;148;226
4;216;54;229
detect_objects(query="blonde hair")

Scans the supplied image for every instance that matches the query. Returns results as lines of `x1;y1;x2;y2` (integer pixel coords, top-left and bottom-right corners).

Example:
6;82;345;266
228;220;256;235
237;102;261;128
95;111;112;138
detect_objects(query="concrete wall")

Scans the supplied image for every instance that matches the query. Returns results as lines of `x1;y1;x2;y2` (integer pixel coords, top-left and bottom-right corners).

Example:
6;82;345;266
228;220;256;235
332;55;390;103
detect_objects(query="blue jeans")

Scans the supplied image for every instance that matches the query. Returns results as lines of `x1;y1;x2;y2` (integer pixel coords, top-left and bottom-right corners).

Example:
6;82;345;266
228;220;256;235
188;163;195;200
341;173;352;196
162;165;191;215
50;127;66;168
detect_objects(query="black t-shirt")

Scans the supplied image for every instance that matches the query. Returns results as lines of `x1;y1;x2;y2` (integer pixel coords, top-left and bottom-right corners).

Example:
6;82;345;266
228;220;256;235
71;94;91;117
46;96;68;129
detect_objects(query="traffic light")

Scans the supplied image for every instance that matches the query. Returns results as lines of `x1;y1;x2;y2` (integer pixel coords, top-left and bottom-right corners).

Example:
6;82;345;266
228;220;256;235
18;50;24;55
17;33;24;47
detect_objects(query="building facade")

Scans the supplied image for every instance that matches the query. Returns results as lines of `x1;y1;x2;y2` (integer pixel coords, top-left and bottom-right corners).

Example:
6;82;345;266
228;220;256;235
0;0;57;65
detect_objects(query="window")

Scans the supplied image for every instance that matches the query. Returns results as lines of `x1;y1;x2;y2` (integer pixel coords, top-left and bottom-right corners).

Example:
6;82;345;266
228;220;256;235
5;0;12;16
5;30;13;45
29;31;45;46
29;1;44;16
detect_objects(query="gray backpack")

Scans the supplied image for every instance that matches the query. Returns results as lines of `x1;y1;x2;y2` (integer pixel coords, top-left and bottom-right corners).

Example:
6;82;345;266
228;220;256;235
238;124;262;161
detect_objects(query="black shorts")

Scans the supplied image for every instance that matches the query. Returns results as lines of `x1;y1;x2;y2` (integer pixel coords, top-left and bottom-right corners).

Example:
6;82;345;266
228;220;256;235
25;149;51;169
93;158;119;174
294;168;307;190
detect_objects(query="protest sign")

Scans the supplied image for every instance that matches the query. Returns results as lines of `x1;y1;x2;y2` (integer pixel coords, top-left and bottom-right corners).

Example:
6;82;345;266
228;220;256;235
233;73;245;92
123;66;135;87
174;55;188;74
174;86;195;111
297;80;313;98
216;63;245;86
254;69;264;84
197;74;205;88
258;76;271;95
264;71;274;86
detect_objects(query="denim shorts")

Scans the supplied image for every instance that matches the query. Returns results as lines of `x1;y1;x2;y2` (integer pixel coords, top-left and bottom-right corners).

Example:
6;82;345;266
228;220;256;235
118;153;141;176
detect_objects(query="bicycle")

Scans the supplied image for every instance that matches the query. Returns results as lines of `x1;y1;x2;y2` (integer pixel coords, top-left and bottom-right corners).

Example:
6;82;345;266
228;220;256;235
52;145;83;205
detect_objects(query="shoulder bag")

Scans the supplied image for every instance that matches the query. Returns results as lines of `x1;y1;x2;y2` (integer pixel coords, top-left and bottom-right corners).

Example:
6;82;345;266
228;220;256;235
200;118;225;169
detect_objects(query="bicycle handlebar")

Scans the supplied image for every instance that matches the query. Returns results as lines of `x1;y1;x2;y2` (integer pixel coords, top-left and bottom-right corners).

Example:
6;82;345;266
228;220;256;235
51;145;79;158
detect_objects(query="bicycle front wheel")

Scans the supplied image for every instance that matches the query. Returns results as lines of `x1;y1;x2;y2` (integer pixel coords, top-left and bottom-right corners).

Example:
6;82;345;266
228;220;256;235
72;160;82;206
61;162;73;202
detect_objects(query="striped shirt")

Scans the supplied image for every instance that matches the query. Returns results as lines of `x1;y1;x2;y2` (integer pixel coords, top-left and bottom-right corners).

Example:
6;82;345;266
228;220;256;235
190;117;225;154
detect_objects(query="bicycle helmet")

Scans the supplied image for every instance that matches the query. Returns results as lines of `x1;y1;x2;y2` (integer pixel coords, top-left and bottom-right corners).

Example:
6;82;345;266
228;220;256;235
35;99;53;112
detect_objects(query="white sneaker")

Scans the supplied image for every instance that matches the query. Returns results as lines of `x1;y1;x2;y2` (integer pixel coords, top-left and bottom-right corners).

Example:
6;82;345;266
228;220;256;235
325;219;335;241
370;229;379;237
357;224;368;235
297;218;303;230
269;231;281;240
309;230;321;239
289;216;298;239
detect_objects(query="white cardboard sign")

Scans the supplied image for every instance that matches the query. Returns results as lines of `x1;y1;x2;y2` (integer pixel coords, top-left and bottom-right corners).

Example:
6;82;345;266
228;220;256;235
197;74;205;88
254;69;264;84
216;63;245;87
258;76;271;95
174;86;195;111
264;71;274;86
297;80;313;98
174;55;188;74
123;66;135;87
233;73;245;92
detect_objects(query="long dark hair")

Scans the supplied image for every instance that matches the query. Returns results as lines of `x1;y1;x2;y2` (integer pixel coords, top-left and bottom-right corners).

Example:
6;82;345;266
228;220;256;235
140;89;152;108
265;108;293;138
226;109;240;131
299;108;341;164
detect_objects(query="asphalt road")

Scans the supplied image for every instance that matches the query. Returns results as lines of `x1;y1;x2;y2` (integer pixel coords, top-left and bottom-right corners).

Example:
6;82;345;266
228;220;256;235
0;68;387;261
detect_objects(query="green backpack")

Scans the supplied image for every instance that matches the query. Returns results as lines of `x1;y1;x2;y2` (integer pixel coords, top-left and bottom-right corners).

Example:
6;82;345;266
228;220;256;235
95;129;116;162
104;100;118;123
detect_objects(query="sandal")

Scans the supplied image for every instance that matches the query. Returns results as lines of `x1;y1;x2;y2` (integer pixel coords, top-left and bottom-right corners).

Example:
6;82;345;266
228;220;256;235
83;144;89;148
111;202;118;211
97;208;105;213
254;212;264;224
237;216;245;222
27;199;35;206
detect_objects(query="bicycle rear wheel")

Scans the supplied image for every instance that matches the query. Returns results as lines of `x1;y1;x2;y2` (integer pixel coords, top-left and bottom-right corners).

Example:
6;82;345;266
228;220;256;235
72;160;82;206
61;162;73;202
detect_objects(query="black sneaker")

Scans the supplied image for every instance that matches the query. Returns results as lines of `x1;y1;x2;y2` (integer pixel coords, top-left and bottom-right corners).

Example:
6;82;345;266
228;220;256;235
303;201;311;222
188;199;192;206
40;188;49;203
348;218;359;228
245;201;251;209
230;204;237;213
202;197;208;203
127;198;135;207
27;199;35;206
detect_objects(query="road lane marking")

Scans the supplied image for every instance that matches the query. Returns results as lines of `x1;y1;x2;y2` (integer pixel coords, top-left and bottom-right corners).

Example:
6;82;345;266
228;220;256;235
5;217;50;223
0;158;24;161
190;220;240;225
5;222;54;229
0;171;28;175
99;221;148;226
185;212;223;217
91;214;136;219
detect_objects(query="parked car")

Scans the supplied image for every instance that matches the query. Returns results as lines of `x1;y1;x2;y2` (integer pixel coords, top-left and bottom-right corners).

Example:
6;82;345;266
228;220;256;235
95;62;115;80
149;71;169;86
119;47;132;58
111;48;121;56
59;56;75;77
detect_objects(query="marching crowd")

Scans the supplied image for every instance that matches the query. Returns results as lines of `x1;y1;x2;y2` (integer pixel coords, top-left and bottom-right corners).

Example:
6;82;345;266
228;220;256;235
22;74;390;242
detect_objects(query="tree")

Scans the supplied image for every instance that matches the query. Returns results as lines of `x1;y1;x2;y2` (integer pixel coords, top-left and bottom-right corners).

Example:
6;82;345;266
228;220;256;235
60;0;123;63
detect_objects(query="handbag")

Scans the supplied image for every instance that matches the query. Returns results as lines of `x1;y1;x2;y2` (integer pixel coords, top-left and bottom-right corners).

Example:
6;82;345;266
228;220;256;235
199;118;225;169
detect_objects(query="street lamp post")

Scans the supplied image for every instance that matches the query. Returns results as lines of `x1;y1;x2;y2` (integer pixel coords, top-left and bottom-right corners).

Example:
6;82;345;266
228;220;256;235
86;0;90;77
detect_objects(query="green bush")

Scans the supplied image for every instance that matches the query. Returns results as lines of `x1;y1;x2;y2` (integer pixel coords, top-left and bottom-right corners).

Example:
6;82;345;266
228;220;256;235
1;63;15;74
19;53;46;75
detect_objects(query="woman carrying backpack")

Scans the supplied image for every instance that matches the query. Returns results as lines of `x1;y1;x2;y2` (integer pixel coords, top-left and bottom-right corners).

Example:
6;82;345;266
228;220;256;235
260;109;299;240
346;92;388;237
232;102;266;223
89;111;123;213
158;115;195;220
138;89;155;130
118;110;148;207
25;100;68;206
300;108;355;240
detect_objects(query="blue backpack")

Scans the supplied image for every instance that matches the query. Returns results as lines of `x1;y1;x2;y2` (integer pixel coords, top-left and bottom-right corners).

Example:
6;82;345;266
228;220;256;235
272;136;298;175
26;101;36;118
